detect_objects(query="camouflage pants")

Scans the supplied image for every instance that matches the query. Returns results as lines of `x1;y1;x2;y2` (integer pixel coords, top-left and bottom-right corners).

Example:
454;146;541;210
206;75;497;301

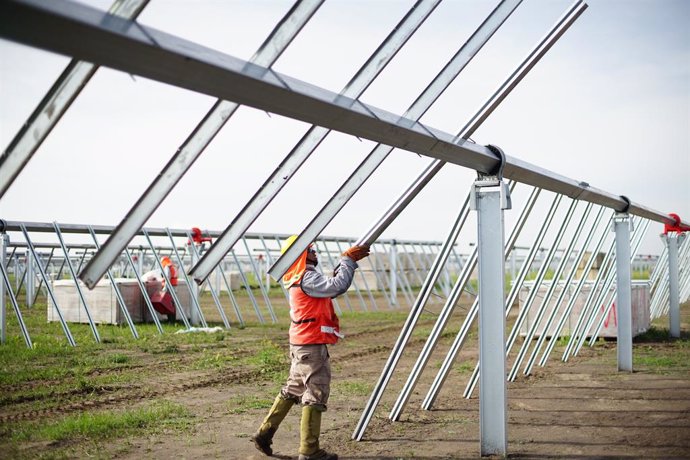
281;344;331;409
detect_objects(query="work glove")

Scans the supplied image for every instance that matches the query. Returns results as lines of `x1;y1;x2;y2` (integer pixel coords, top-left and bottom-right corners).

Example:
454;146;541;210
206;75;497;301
342;245;370;261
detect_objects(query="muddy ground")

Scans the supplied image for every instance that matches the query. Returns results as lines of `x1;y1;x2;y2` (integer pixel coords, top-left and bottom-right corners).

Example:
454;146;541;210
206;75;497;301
1;293;689;459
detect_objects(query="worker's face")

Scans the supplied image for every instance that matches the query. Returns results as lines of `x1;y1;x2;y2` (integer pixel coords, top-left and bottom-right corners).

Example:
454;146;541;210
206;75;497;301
306;245;318;266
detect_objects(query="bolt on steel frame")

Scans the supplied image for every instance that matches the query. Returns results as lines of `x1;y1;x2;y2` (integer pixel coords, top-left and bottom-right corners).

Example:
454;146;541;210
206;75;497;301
1;0;690;456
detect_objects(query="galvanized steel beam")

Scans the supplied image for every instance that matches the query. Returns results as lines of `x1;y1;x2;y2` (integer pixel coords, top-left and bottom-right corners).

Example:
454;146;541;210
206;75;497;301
0;0;150;198
268;0;523;280
613;213;633;371
1;1;682;246
191;0;442;283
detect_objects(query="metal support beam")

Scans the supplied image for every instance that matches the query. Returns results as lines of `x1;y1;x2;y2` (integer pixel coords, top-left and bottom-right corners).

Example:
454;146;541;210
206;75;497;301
1;0;683;242
0;0;150;198
191;0;442;284
267;0;522;280
1;231;8;343
73;0;325;288
665;232;683;338
54;222;101;343
613;213;633;371
472;176;511;457
20;224;76;346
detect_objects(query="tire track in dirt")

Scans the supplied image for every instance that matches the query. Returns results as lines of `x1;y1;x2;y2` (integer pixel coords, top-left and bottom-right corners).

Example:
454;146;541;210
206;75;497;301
0;364;264;423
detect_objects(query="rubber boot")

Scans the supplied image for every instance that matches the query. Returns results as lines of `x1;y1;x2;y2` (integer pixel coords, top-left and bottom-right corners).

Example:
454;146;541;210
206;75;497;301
250;395;295;456
298;405;337;460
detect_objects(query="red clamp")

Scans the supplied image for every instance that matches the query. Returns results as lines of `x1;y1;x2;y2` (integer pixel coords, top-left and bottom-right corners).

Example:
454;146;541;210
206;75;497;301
189;227;213;245
663;213;690;234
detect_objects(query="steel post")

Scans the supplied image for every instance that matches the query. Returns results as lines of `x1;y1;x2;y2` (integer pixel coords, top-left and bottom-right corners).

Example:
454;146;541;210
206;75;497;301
242;237;276;323
665;233;682;338
613;213;633;371
124;247;163;334
20;224;75;346
143;230;191;329
0;252;32;348
538;210;613;367
473;176;511;456
187;233;230;329
232;250;264;324
389;241;398;306
272;0;522;276
26;250;35;307
165;229;206;327
54;223;101;343
0;232;7;343
351;196;474;440
87;226;138;339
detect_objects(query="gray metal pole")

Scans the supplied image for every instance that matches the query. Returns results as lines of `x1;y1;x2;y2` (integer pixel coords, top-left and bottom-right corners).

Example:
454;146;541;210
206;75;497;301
123;247;163;334
53;223;101;343
613;213;633;371
267;0;523;281
508;202;593;381
164;229;207;328
79;1;324;288
187;233;230;329
0;0;150;198
0;253;32;348
666;232;682;338
0;231;7;343
26;250;35;307
87;226;138;339
232;249;264;324
537;210;613;367
242;237;277;322
143;230;191;329
351;195;474;440
473;176;511;456
19;224;75;346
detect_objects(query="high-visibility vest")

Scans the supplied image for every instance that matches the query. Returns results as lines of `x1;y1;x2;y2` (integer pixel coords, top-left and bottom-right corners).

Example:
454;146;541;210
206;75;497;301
288;286;342;345
162;258;178;287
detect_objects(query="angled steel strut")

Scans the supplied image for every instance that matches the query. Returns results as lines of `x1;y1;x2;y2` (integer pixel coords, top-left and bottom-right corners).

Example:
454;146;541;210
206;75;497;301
77;0;326;288
189;0;443;284
0;0;683;244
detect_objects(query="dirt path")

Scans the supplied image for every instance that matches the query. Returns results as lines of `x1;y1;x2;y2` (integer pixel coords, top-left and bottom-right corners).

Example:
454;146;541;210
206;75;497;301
3;296;689;459
103;304;689;459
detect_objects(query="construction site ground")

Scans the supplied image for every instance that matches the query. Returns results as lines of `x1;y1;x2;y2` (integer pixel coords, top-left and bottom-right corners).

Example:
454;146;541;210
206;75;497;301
1;291;689;459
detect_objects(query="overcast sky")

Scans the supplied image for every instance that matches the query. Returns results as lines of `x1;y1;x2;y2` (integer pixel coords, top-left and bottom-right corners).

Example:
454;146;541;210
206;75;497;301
0;0;688;256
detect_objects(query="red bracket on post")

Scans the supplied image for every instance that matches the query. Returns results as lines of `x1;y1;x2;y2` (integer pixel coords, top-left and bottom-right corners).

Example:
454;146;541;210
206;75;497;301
663;213;690;234
189;227;213;245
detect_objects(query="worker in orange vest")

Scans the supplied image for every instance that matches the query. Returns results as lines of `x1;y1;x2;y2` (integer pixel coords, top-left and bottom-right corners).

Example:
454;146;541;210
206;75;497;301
160;256;178;291
251;235;369;460
143;255;178;322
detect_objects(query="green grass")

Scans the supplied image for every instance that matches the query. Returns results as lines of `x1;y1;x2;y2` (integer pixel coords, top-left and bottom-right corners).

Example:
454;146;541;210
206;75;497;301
226;395;274;414
3;400;192;458
334;380;373;397
243;339;289;383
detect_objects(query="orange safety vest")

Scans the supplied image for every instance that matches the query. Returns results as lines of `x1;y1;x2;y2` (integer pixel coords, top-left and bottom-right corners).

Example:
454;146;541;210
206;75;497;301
161;258;178;287
289;286;341;345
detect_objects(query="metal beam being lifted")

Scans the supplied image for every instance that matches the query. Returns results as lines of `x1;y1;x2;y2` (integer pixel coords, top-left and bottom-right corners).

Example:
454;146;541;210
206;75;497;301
0;0;685;286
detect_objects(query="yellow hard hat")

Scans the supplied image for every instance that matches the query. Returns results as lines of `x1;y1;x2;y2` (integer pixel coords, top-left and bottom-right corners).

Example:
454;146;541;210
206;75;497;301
281;235;299;255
